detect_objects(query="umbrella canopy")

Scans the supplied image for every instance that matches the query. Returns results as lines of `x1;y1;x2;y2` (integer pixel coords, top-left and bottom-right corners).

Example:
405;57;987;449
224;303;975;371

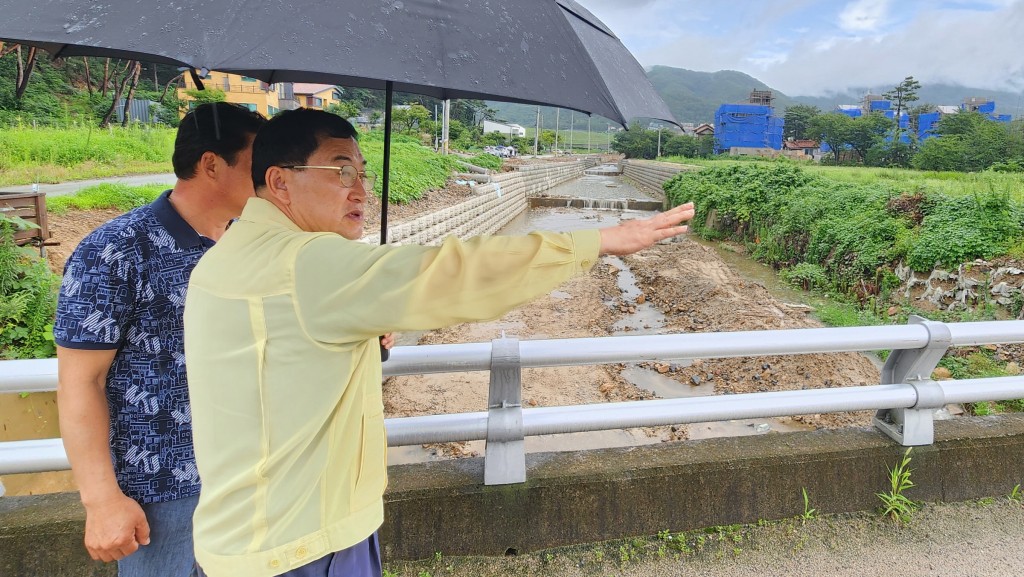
0;0;676;128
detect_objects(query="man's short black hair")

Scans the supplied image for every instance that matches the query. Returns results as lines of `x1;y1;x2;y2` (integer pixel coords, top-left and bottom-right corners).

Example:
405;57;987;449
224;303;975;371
251;108;359;188
172;103;266;179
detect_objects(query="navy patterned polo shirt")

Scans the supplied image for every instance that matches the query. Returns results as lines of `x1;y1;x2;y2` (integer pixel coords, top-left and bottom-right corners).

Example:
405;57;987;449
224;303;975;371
54;190;214;504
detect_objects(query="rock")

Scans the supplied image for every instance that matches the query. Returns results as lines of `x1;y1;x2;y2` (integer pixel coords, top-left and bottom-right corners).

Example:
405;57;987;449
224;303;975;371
527;398;538;407
636;294;646;304
598;382;615;394
690;375;702;386
761;363;771;370
983;344;998;351
656;364;670;374
932;366;952;380
887;306;899;316
1006;362;1021;376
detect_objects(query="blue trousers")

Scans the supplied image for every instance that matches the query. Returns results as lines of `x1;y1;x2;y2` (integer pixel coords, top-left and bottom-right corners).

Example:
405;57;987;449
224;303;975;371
117;495;199;577
197;532;380;577
278;533;381;577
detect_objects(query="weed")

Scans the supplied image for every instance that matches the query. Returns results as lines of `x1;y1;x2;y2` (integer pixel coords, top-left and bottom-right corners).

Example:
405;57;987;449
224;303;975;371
800;487;817;522
1009;484;1022;504
977;497;995;506
877;447;919;523
593;548;604;563
432;551;441;563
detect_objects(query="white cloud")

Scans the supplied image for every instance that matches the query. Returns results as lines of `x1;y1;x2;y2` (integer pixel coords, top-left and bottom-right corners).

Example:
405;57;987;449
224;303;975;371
584;0;1024;96
838;0;892;32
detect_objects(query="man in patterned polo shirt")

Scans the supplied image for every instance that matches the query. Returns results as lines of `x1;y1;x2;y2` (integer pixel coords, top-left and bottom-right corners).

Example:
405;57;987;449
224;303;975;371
54;102;266;577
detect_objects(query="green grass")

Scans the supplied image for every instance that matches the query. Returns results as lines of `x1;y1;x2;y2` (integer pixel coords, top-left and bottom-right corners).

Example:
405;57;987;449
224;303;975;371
47;184;173;215
0;125;176;186
804;165;1024;202
358;130;460;203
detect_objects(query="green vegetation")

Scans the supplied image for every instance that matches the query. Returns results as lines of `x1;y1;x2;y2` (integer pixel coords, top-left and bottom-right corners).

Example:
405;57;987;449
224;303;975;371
611;121;713;159
0;215;59;359
664;162;1024;285
358;131;460;203
0;125;176;186
800;488;817;522
47;183;168;215
465;153;502;171
877;448;918;524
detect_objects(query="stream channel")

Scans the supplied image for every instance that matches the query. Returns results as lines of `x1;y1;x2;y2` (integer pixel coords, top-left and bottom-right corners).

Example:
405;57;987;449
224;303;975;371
0;169;835;494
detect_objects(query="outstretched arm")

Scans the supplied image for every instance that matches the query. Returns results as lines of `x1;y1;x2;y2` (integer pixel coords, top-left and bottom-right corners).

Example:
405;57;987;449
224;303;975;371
599;202;695;256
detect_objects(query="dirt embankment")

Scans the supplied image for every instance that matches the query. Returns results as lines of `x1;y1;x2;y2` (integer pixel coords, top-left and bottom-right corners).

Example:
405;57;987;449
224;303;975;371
622;240;881;428
383;233;882;458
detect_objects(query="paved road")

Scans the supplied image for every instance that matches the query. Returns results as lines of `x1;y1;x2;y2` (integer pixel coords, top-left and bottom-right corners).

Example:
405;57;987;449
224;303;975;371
2;173;176;197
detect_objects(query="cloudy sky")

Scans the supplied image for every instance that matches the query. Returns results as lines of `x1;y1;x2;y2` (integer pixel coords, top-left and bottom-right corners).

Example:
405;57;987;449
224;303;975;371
575;0;1024;97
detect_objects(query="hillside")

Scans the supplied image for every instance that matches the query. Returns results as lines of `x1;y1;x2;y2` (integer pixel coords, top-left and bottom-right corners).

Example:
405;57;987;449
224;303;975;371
643;65;1024;124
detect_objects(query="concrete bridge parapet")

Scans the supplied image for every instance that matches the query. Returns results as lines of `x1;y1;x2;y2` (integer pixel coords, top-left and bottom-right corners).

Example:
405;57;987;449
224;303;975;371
4;415;1023;574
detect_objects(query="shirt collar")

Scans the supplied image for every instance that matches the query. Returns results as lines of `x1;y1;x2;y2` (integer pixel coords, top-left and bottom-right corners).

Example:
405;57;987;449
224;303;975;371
237;196;304;232
151;190;214;249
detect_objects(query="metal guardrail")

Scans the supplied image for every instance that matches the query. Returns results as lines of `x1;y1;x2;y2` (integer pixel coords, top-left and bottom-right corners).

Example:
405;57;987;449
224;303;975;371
2;318;1024;484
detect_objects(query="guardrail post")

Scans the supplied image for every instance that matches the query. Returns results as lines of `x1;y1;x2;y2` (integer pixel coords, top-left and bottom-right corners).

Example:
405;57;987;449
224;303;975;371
484;336;525;485
873;315;951;445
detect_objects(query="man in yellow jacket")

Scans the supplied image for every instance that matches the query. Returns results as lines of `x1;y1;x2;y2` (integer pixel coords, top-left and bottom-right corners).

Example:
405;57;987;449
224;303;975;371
184;108;694;577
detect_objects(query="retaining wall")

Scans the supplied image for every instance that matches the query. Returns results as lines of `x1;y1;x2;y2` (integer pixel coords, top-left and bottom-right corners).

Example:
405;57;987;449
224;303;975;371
382;160;595;246
4;416;1024;574
620;159;696;194
896;260;1024;315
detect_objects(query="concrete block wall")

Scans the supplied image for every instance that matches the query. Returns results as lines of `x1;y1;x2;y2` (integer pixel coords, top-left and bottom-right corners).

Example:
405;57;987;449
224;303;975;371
383;160;595;246
620;159;695;194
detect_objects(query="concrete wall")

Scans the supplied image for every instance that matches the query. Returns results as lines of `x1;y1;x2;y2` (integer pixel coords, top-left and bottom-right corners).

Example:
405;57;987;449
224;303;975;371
620;159;694;194
383;161;594;246
5;415;1024;574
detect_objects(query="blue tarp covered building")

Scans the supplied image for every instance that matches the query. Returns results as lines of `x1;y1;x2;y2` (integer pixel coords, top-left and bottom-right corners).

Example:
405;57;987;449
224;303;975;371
713;103;784;154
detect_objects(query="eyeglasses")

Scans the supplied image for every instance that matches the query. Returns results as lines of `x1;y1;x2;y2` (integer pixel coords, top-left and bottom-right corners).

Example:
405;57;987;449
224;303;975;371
281;165;377;191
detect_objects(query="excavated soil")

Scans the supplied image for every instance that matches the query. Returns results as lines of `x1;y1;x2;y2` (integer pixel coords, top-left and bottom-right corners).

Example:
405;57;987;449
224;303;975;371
621;239;881;428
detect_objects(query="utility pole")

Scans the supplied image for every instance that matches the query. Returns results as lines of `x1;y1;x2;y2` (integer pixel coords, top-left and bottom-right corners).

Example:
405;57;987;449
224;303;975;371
587;117;591;153
554;108;559;153
434;104;439;151
441;99;450;155
569;110;574;153
533;106;540;156
657;126;662;157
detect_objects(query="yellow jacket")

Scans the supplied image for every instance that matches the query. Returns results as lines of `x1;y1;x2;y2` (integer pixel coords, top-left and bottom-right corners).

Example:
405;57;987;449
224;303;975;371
184;197;599;576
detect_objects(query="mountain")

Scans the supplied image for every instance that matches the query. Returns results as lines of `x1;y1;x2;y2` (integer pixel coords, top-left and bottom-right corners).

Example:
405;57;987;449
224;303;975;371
644;65;1024;124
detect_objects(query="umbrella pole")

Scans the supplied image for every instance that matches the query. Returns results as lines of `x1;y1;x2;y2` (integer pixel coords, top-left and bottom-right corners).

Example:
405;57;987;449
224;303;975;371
380;81;393;246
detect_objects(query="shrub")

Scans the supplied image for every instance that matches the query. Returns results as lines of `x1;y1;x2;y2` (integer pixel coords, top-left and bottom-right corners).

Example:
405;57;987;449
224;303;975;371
0;216;59;359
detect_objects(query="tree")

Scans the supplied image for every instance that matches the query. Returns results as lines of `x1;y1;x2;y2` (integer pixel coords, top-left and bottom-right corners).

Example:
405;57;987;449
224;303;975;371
0;44;40;101
392;103;430;134
611;123;658;159
120;61;142;127
883;76;921;141
99;60;138;127
807;113;854;164
325;100;360;120
845;112;894;162
783;104;821;140
883;76;921;119
662;134;698;158
913;111;1013;172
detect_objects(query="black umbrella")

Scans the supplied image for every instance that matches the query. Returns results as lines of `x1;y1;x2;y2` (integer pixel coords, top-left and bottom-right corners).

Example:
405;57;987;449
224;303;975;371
0;0;677;242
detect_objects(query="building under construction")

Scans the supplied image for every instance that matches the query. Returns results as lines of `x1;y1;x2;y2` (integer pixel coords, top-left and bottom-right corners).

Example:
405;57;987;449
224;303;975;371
713;90;784;154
